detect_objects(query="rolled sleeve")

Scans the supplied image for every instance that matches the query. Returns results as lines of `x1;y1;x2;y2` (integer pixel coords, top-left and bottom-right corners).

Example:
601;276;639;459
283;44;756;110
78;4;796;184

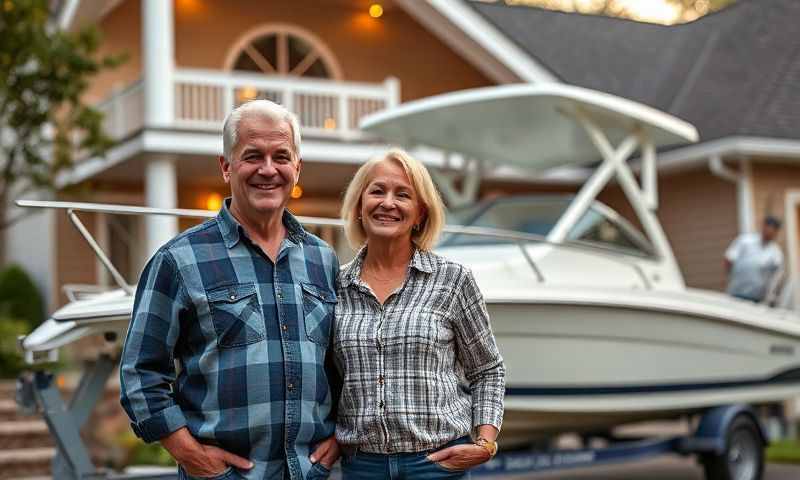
120;249;188;443
453;268;506;431
131;404;188;443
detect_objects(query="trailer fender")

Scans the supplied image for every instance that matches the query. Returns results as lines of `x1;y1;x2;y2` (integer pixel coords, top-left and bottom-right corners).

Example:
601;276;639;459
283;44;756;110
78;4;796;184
681;405;767;455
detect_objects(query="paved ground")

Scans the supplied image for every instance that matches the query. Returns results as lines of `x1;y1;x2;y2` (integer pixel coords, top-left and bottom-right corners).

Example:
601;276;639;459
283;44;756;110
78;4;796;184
486;457;800;479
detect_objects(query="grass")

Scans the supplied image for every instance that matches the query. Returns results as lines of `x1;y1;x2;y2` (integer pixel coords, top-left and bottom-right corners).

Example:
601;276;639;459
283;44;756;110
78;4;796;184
766;440;800;464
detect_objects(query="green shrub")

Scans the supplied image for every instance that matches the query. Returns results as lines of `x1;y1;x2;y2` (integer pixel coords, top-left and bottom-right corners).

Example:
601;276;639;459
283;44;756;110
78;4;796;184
0;265;45;329
117;430;176;467
0;316;30;377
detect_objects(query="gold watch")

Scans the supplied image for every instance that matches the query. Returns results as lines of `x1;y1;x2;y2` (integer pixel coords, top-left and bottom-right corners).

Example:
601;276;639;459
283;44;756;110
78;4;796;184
474;437;498;458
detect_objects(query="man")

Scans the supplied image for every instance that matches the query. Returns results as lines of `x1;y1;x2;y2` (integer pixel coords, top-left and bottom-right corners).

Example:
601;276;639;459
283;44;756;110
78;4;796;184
120;100;340;479
724;215;784;303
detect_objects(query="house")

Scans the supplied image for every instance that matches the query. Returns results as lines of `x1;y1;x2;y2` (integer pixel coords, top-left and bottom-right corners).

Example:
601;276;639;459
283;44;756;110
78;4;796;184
8;0;800;311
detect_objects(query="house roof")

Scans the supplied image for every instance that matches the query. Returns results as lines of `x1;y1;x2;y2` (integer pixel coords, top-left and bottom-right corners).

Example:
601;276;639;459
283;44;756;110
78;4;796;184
470;0;800;143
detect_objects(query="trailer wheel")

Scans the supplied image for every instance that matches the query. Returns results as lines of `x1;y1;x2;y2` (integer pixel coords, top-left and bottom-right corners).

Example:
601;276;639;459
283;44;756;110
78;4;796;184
702;415;764;480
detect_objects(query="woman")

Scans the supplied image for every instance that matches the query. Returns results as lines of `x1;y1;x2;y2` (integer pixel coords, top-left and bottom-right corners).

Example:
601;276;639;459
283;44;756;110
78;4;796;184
334;149;505;479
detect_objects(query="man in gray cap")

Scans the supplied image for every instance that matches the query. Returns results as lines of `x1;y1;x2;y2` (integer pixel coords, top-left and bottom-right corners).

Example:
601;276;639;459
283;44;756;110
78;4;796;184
724;215;784;303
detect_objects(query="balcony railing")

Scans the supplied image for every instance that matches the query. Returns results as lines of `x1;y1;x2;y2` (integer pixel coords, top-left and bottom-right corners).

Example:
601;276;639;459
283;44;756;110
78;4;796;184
97;69;400;142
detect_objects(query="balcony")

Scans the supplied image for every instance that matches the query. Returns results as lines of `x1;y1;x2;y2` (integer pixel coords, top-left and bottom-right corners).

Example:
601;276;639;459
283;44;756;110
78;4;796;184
97;69;400;142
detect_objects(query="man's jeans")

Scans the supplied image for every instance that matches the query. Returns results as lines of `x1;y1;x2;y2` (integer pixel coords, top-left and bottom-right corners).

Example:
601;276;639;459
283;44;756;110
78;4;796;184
340;436;472;480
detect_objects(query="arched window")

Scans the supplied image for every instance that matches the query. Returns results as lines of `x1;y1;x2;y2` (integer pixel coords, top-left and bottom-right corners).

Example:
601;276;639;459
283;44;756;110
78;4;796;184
225;24;343;80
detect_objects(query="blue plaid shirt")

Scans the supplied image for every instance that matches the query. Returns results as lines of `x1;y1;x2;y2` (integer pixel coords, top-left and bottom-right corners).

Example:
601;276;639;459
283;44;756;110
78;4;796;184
120;200;339;480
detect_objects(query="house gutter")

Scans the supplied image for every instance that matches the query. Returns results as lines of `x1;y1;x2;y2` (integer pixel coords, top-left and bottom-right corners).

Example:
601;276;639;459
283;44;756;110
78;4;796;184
708;155;755;234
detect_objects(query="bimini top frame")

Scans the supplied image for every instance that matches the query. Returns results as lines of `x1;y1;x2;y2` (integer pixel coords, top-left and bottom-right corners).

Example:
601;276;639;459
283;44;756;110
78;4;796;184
360;83;700;285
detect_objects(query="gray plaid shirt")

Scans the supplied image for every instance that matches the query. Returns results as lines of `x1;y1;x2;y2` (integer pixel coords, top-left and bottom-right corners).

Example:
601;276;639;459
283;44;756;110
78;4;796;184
334;247;505;453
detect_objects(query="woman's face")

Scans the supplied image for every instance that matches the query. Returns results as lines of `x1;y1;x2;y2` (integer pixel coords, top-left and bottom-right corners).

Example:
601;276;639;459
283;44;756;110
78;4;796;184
360;160;424;244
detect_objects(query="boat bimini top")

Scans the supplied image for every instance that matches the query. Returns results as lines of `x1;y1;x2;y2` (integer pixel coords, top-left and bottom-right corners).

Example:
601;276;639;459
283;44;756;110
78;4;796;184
360;83;700;283
360;83;698;171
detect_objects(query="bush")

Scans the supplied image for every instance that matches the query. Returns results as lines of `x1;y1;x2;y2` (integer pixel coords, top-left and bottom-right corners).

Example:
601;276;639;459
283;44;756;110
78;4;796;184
117;430;176;467
0;316;30;377
0;265;45;329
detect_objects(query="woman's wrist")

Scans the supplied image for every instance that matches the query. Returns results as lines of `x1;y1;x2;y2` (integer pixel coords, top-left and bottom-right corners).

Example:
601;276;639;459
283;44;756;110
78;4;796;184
473;436;498;459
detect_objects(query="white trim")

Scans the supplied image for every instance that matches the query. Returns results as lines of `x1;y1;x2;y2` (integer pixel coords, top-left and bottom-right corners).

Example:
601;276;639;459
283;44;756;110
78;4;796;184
658;136;800;172
784;190;800;311
55;135;145;188
396;0;559;84
57;0;80;30
708;155;755;234
57;0;122;30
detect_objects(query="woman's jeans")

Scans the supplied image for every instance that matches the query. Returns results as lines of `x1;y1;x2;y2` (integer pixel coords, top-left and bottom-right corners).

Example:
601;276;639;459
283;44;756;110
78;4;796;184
340;436;472;480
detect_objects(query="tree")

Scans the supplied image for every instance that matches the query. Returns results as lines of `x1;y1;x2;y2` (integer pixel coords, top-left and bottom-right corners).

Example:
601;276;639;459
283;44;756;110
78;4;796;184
0;0;123;258
497;0;737;24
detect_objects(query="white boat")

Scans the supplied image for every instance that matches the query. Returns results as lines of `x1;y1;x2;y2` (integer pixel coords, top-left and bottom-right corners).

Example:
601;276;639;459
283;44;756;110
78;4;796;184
17;84;800;448
359;83;800;445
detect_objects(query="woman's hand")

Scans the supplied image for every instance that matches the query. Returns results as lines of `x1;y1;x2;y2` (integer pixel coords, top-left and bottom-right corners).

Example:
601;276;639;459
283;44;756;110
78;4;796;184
426;443;491;471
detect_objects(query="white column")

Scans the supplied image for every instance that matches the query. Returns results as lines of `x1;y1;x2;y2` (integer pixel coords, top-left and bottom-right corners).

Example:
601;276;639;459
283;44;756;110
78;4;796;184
142;0;174;127
145;156;179;255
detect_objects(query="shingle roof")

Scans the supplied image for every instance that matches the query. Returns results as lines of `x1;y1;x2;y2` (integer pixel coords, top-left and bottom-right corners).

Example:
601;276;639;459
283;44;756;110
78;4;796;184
470;0;800;142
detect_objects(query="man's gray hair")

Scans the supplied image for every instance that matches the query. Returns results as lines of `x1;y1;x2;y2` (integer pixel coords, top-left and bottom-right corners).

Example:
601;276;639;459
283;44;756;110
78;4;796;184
221;100;302;163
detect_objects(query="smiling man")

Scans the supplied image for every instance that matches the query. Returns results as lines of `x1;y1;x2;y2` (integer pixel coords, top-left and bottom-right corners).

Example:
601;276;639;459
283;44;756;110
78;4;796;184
120;100;340;480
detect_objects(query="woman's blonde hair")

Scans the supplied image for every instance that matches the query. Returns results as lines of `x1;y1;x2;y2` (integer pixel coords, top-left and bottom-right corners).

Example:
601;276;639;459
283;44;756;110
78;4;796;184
341;148;445;251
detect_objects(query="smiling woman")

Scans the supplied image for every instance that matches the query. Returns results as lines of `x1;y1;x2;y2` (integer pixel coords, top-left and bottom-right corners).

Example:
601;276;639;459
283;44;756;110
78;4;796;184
334;149;505;479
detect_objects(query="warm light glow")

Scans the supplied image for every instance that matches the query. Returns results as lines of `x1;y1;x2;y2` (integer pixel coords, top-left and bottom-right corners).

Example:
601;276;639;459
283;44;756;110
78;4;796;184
205;193;223;211
291;185;304;199
323;118;337;130
369;4;384;18
237;86;258;103
176;0;205;15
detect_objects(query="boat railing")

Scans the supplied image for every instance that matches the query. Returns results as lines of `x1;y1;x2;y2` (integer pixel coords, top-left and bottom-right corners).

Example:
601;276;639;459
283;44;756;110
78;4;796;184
17;200;652;292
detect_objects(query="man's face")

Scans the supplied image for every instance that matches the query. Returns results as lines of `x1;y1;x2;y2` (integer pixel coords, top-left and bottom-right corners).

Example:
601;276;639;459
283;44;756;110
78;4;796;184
219;116;301;218
762;223;779;242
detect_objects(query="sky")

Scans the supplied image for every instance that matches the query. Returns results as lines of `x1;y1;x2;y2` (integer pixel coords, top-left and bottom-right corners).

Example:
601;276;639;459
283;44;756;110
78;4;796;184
474;0;735;25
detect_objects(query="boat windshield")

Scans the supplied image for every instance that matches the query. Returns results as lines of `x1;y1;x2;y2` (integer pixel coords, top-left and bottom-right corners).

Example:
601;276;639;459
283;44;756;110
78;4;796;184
442;196;654;257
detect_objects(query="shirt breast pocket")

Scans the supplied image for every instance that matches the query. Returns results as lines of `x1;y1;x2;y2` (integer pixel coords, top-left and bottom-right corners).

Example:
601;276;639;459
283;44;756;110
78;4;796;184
206;283;265;348
301;282;336;346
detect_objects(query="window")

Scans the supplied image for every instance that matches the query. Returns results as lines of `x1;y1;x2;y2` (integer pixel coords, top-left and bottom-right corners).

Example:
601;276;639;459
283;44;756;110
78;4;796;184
567;208;653;257
227;25;342;79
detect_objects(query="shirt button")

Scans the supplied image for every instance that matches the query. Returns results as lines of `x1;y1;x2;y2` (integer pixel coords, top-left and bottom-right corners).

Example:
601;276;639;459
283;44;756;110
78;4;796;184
379;401;385;408
277;293;283;300
378;376;384;385
281;324;288;332
229;294;236;300
287;383;294;391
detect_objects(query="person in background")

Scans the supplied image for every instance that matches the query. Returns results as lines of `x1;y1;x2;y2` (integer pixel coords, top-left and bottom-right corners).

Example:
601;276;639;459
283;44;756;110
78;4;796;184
724;215;784;304
334;148;505;479
120;100;340;480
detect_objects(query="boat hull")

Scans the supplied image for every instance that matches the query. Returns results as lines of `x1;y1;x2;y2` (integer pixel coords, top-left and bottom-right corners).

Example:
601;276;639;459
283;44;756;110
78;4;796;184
489;299;800;444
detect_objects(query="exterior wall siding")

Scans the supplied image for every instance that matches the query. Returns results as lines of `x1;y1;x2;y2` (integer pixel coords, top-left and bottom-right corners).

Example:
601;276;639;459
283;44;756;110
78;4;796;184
85;0;143;103
749;161;800;265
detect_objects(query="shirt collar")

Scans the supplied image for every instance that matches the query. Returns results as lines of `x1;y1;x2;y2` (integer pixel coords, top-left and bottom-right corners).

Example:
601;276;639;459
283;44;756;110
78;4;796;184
340;245;434;288
217;197;307;249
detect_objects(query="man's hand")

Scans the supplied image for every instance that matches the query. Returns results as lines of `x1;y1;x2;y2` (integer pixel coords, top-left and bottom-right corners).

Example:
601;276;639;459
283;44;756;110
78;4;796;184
309;435;340;469
427;444;491;471
161;427;253;476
